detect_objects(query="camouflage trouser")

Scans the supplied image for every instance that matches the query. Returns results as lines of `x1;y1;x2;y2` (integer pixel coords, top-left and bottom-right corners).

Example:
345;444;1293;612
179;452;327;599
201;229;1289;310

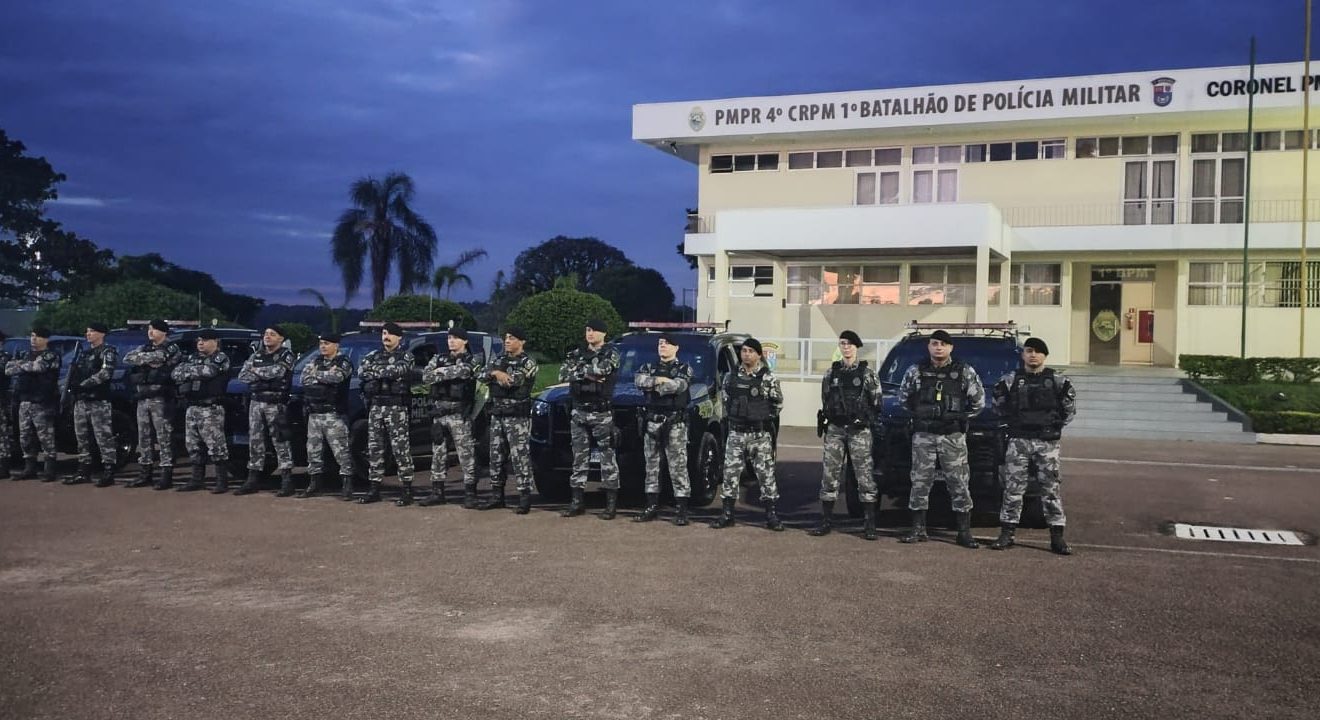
367;404;412;483
248;400;293;471
431;412;476;488
306;412;353;478
643;417;689;497
721;429;777;502
820;423;876;503
0;399;13;458
18;400;57;461
1001;437;1066;526
908;431;972;513
136;397;174;467
185;405;228;463
570;408;619;490
73;398;117;466
489;415;533;492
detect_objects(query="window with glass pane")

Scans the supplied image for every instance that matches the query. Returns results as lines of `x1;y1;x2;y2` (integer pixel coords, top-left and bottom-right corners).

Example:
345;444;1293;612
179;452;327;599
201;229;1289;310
1191;160;1217;223
1220;158;1245;224
937;170;958;202
1042;139;1066;159
912;146;936;164
1253;131;1282;151
825;265;862;304
989;142;1013;161
1076;138;1098;158
1221;132;1248;152
913;170;933;203
786;265;822;305
816;150;843;168
733;154;756;171
846;149;872;167
875;148;901;166
1015;141;1039;160
1098;137;1120;156
757;153;779;170
1122;136;1149;155
1123;161;1148;225
1151;161;1176;224
855;173;877;205
1285;130;1307;150
965;144;987;162
1011;261;1062;306
710;155;733;173
1191;134;1219;153
788;152;814;169
909;265;943;305
938;145;961;163
1151;135;1179;155
878;172;900;204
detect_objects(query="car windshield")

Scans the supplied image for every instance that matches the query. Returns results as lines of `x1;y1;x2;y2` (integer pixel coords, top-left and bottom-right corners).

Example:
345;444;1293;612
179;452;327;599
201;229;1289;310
878;336;1022;390
614;335;714;385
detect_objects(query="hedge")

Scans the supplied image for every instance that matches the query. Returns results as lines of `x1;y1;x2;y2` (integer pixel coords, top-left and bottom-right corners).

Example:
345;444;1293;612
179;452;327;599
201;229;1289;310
1179;354;1320;383
505;287;624;360
1250;411;1320;434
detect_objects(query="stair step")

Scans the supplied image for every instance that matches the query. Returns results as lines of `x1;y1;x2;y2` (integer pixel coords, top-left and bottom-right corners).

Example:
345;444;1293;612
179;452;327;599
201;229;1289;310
1080;399;1217;413
1065;375;1183;386
1077;391;1200;403
1068;417;1242;432
1076;409;1228;423
1066;428;1255;443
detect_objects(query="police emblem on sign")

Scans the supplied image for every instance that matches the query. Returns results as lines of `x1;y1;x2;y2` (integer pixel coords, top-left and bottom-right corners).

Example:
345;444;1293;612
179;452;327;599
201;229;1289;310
688;106;706;132
1151;77;1175;107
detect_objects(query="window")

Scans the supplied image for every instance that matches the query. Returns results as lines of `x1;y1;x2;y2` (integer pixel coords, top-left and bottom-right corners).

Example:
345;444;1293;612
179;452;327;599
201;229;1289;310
1122;136;1149;155
1221;132;1248;152
855;171;900;205
729;265;774;297
1285;130;1307;150
1123;160;1176;225
874;148;901;166
1076;138;1098;158
989;142;1013;161
1191;133;1219;153
908;264;998;306
1188;261;1320;307
1191;135;1246;225
1041;139;1066;159
1010;264;1062;306
965;144;987;162
788;151;814;169
1151;135;1179;155
786;264;900;305
1254;131;1283;151
757;153;779;170
816;150;843;168
846;149;872;167
1015;141;1039;160
1099;137;1120;156
710;155;733;173
733;154;756;171
709;153;779;173
913;146;958;203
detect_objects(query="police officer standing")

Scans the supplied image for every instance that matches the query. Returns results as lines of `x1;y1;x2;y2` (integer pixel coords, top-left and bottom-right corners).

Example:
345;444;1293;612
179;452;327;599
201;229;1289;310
236;325;295;496
299;332;355;500
813;330;880;540
357;322;416;505
480;326;539;514
897;329;985;548
711;338;784;531
124;319;183;489
558;319;622;519
4;327;62;481
171;329;232;493
990;337;1077;555
419;326;483;509
633;334;693;525
65;323;119;486
0;331;12;479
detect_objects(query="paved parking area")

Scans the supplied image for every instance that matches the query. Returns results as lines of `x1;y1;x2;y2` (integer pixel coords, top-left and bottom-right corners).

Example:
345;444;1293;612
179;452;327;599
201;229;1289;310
2;431;1318;719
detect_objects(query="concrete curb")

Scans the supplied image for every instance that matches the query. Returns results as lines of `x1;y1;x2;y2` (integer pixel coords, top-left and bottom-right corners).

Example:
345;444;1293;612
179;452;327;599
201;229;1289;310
1255;433;1320;446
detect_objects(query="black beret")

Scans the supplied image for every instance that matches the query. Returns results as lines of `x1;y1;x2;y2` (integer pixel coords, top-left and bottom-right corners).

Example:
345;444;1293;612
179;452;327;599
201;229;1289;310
585;318;609;333
839;330;862;348
504;326;528;341
31;326;52;339
265;324;286;338
87;323;109;334
319;332;341;343
149;319;170;334
929;330;953;344
658;333;680;346
1023;337;1050;355
448;326;469;341
741;337;763;356
381;322;404;337
197;329;220;341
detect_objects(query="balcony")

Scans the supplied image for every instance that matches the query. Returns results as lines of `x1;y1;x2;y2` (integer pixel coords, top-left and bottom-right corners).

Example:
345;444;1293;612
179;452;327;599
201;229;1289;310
1003;199;1320;227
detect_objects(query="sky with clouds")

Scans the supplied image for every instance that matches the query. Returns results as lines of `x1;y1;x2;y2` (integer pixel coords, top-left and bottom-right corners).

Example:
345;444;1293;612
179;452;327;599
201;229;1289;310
0;0;1306;307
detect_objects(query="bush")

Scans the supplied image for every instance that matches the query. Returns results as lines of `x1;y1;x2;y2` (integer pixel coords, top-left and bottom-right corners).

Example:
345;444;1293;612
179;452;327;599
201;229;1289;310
1179;354;1320;383
365;294;476;330
277;322;317;355
505;287;624;360
34;280;227;334
1250;411;1320;434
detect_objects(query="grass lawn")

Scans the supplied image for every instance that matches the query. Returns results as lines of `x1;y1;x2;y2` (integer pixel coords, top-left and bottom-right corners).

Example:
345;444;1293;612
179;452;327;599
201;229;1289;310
1200;381;1320;433
533;363;561;394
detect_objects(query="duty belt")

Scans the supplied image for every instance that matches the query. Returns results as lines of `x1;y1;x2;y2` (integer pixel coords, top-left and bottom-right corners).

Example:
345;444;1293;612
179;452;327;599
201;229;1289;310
573;401;611;413
251;392;287;404
729;420;771;433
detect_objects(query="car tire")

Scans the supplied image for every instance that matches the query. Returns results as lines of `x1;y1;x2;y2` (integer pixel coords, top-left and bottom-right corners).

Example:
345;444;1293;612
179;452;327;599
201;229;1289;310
112;409;137;470
686;428;722;507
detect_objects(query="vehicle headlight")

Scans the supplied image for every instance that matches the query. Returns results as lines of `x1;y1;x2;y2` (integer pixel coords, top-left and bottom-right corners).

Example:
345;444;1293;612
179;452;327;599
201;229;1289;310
532;400;550;417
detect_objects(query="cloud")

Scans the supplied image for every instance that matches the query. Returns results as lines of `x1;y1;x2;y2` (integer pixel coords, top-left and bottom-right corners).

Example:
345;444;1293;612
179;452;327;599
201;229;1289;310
48;196;113;207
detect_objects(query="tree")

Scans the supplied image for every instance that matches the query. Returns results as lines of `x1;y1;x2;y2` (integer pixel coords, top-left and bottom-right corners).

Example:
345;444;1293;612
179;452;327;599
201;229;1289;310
588;265;676;322
331;172;438;307
676;207;698;269
505;283;624;360
364;293;476;330
33;280;226;334
299;287;344;334
432;248;488;299
510;236;631;295
277;322;317;355
116;253;263;325
474;269;523;333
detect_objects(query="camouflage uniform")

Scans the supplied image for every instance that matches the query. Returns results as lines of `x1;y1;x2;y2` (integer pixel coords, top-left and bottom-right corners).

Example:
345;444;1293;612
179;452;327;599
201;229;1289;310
993;369;1077;526
124;341;183;469
69;342;120;468
819;359;879;503
173;350;232;463
0;347;13;469
483;351;538;493
560;343;622;491
5;348;61;462
897;360;986;513
720;362;782;501
358;346;415;485
301;353;355;481
239;347;296;472
635;358;693;497
422;349;484;491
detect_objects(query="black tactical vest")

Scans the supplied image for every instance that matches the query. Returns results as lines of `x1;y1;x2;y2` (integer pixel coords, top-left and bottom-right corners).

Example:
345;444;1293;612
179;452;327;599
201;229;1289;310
130;343;176;399
180;354;229;404
248;350;292;403
430;352;478;415
361;350;412;406
17;350;59;404
303;356;351;415
71;344;115;401
824;360;873;425
1007;368;1063;440
569;346;616;408
727;366;772;428
487;354;533;416
644;360;690;413
911;360;969;434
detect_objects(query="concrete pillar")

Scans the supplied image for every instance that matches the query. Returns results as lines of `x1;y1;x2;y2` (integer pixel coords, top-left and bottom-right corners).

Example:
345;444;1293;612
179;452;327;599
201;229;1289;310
713;251;730;329
974;243;990;321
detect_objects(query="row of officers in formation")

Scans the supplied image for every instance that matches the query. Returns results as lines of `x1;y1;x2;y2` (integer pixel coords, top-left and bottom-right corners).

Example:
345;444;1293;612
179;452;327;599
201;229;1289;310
0;319;1075;553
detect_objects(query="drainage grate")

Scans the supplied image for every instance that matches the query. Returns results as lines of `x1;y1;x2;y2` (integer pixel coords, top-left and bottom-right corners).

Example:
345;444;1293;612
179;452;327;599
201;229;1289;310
1173;523;1304;545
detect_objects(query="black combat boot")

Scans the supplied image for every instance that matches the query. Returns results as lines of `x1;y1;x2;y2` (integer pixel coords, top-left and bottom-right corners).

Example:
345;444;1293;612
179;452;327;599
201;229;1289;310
211;463;231;494
673;497;689;526
96;465;116;488
560;487;585;517
634;493;660;522
599;489;618;520
18;458;39;480
395;482;414;507
710;498;736;529
990;524;1017;550
1050;525;1073;556
357;481;382;504
127;465;153;488
233;469;262;496
515;490;532;515
417;481;446;506
462;484;479;509
899;509;928;543
297;473;323;499
954;511;979;549
64;462;92;485
177;464;206;492
764;500;785;531
808;500;833;537
152;465;174;490
863;502;878;541
41;458;58;482
275;470;295;497
479;486;507;510
339;476;354;501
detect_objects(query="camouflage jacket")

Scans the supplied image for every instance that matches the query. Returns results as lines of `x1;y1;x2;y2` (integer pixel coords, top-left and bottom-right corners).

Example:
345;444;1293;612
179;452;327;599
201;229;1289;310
896;359;986;417
720;362;783;417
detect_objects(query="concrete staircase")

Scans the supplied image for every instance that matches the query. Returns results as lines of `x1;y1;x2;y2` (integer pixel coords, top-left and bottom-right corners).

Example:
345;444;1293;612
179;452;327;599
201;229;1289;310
1062;369;1255;443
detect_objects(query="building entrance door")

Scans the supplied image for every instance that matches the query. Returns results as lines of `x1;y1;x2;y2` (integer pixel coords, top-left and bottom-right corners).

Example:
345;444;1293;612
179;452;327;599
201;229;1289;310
1089;266;1156;365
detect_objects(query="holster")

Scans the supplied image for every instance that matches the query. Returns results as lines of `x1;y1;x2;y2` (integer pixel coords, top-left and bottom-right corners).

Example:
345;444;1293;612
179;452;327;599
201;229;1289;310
816;409;828;438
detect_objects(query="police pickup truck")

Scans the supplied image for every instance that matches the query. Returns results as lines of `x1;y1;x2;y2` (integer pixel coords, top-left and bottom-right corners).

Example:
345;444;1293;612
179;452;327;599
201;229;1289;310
529;324;772;505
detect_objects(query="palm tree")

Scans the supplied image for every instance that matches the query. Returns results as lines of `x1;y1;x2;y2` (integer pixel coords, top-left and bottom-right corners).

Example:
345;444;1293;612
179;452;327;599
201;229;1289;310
331;172;438;307
432;249;488;299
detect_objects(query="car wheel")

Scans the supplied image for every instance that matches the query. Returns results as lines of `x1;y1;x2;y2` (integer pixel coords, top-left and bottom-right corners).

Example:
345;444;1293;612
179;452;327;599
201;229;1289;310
686;429;722;507
112;409;137;470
